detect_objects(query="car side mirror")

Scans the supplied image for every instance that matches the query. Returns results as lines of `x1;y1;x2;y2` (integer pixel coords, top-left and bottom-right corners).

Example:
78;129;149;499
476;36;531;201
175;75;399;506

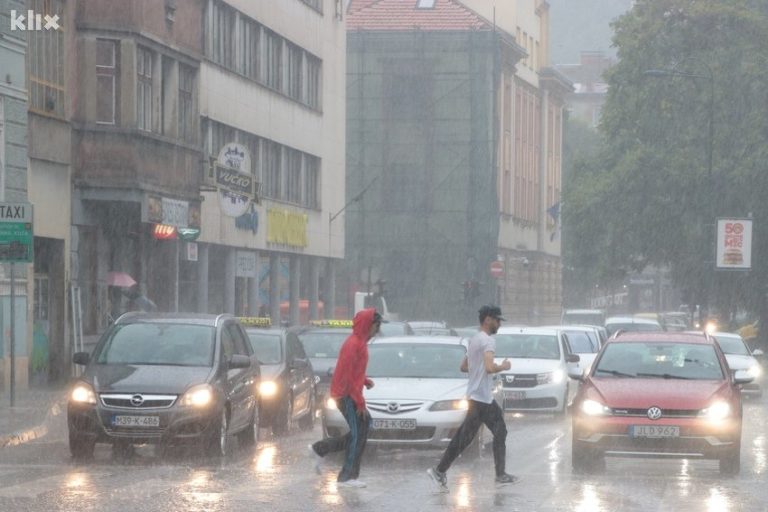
566;354;581;364
733;369;754;386
568;367;585;381
73;352;90;365
228;354;251;369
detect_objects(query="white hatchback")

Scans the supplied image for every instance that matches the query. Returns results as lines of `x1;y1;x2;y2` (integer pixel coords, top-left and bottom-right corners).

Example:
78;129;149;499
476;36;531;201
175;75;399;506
321;336;501;448
712;332;764;398
494;327;578;414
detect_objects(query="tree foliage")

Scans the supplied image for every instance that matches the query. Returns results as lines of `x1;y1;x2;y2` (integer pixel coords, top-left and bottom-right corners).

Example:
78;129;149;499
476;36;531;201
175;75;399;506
564;0;768;320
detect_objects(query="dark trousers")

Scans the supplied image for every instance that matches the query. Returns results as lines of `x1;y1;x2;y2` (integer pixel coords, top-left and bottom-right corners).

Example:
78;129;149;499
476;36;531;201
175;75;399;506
437;399;507;476
313;396;370;482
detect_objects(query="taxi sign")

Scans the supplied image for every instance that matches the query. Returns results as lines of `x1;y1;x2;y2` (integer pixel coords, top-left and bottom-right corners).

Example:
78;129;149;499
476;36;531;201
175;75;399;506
309;319;353;328
237;317;272;328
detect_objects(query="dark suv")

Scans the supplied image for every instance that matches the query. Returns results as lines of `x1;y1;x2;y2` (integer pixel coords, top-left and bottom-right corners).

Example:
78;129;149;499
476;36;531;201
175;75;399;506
240;318;316;436
67;313;261;459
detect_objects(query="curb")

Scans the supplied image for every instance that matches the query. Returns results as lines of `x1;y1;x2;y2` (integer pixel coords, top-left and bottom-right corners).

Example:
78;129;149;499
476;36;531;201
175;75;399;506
0;398;65;449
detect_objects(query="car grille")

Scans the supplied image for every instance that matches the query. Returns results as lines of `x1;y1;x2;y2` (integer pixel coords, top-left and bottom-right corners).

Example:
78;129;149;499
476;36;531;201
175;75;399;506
104;427;165;438
610;408;699;418
367;401;423;415
504;397;558;409
368;427;435;441
100;394;177;409
502;374;539;389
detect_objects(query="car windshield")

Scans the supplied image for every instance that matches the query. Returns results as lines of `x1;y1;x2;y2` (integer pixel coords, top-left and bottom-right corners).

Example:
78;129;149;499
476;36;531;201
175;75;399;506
366;343;466;379
606;322;663;337
494;334;561;360
563;313;604;326
95;323;215;366
564;331;600;353
247;332;283;364
594;342;724;380
714;336;751;356
299;332;349;359
411;327;453;336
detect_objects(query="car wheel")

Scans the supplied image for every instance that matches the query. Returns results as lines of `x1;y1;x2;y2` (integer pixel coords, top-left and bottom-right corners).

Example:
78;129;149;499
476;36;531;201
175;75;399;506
237;402;260;448
206;407;229;458
298;393;316;431
719;444;741;476
572;438;601;473
272;396;293;436
69;431;95;460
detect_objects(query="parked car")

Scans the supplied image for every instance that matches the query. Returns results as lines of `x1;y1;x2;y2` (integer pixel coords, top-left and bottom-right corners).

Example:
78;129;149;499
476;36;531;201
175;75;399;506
541;325;602;375
562;309;606;327
605;316;663;337
68;313;260;459
711;331;763;398
322;336;499;450
240;317;316;435
378;321;415;337
569;331;752;475
453;326;480;338
407;321;458;336
291;320;354;405
493;327;579;414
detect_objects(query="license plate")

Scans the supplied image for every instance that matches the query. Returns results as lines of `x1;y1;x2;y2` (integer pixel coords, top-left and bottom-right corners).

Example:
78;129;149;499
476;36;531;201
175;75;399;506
630;425;680;438
372;418;416;430
112;415;160;427
505;391;526;401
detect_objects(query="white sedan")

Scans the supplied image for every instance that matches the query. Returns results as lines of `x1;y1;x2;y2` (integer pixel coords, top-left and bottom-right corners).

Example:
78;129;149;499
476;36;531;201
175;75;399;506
712;332;763;397
321;336;501;448
494;327;578;414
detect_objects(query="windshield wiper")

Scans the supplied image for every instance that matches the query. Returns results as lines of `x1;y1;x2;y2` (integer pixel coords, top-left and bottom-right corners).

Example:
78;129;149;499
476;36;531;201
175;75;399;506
595;369;636;378
636;372;693;380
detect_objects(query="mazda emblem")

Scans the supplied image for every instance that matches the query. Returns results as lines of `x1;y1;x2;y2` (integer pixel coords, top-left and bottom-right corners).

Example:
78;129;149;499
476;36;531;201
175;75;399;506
130;394;145;407
387;401;399;413
647;406;662;420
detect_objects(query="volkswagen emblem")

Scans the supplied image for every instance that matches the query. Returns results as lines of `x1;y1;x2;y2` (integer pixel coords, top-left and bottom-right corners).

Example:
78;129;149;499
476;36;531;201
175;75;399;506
647;406;662;420
505;375;515;384
130;394;145;407
387;402;399;413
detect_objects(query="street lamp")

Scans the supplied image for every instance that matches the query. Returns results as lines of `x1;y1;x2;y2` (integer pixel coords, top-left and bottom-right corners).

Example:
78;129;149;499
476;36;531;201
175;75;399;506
644;57;716;321
328;176;379;258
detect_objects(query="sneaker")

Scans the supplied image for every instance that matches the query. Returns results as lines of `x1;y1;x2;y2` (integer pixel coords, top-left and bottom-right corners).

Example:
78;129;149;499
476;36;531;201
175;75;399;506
495;473;520;485
427;467;448;491
337;479;367;488
307;444;323;474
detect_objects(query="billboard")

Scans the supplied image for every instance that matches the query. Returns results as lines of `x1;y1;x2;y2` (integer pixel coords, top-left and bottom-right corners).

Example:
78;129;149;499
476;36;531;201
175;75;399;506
716;218;752;270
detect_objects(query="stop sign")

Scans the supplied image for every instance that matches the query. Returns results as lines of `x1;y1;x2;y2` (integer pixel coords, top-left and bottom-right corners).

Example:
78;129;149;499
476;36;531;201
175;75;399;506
490;260;504;278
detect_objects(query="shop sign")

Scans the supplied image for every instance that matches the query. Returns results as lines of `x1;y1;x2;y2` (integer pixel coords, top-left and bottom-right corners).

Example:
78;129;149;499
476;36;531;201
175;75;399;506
0;202;33;263
153;224;177;240
267;209;307;248
178;228;201;241
217;143;252;218
716;218;752;270
161;198;189;228
185;242;198;262
236;251;257;278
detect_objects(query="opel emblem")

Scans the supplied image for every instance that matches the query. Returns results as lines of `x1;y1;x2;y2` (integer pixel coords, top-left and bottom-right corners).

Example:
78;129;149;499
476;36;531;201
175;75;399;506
387;401;399;413
505;375;515;384
647;406;662;420
130;394;145;407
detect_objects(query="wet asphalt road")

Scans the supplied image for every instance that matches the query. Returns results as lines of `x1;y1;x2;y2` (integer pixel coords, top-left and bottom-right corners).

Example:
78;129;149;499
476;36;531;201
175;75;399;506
1;396;767;512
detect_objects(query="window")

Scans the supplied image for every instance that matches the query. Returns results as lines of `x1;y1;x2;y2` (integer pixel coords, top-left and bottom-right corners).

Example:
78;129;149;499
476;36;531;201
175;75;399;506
286;43;303;101
34;275;49;321
306;55;321;110
264;30;283;92
304;155;320;209
299;0;323;13
28;0;65;118
96;39;118;124
263;141;282;200
179;64;196;142
210;1;235;69
137;47;153;131
416;0;436;8
286;149;303;204
239;17;261;81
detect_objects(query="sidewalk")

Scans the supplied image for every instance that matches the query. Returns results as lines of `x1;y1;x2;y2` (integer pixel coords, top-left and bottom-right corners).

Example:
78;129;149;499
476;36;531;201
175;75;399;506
0;385;68;448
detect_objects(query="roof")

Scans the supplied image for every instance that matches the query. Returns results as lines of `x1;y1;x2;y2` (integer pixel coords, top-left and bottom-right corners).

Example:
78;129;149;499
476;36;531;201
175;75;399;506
497;326;560;335
370;335;464;345
542;325;598;332
347;0;492;32
563;309;604;314
115;312;228;327
606;316;661;325
609;332;712;345
408;321;448;328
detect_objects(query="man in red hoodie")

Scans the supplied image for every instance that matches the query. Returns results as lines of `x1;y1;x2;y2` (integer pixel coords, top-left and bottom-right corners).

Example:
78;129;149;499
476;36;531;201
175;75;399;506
308;308;381;488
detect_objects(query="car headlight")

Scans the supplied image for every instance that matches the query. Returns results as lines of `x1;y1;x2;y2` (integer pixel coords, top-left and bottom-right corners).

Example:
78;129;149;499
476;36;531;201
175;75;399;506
70;383;97;405
699;401;731;422
748;364;763;378
180;384;214;408
430;399;469;411
581;399;611;416
259;381;278;398
537;370;565;385
326;397;338;410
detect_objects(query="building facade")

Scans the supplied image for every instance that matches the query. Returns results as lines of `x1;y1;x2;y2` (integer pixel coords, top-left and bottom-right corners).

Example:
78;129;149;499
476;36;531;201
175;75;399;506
346;0;569;325
555;51;613;128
